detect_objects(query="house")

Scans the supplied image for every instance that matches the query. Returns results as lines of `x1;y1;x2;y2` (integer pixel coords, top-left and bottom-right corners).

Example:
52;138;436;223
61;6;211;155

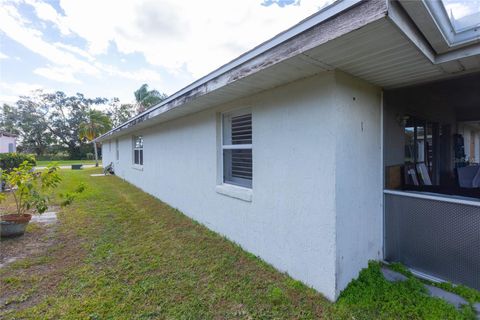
97;0;480;300
0;132;17;153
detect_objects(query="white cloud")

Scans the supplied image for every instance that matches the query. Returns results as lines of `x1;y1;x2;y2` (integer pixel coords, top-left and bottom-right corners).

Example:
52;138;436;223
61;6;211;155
98;65;162;82
0;3;98;81
56;0;332;77
24;0;72;35
0;0;332;101
0;1;164;85
34;66;82;83
53;42;95;61
0;81;45;104
0;52;8;59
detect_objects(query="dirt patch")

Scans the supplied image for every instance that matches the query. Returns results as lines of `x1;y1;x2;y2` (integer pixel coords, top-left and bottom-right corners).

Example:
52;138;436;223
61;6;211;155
1;211;58;269
0;209;87;316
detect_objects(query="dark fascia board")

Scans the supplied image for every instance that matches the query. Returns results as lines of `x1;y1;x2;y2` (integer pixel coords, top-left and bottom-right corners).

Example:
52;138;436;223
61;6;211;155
96;0;390;142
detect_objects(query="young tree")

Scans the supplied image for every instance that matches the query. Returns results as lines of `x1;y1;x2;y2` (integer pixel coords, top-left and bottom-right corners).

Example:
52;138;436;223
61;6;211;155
79;110;112;167
134;83;167;113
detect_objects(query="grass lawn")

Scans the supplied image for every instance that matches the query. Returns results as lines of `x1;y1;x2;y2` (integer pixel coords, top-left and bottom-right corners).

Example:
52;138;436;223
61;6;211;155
1;168;478;319
35;159;98;167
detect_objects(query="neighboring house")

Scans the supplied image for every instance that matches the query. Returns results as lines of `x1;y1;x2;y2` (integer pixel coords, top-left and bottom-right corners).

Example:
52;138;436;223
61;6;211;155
0;132;17;153
98;0;480;300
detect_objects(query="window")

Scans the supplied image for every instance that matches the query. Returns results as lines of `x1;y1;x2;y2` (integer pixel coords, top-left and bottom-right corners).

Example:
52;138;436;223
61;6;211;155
115;139;119;161
222;110;252;188
8;143;14;153
424;0;480;46
441;0;480;33
133;135;143;166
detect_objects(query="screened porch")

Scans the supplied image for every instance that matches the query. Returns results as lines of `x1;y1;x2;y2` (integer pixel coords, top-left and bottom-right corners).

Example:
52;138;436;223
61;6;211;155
382;72;480;290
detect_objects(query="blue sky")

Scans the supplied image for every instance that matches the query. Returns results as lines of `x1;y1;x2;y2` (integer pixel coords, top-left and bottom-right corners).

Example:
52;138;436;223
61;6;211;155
0;0;332;106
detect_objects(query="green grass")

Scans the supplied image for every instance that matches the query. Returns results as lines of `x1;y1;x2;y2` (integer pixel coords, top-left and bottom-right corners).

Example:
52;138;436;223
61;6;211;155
36;160;97;166
0;168;478;319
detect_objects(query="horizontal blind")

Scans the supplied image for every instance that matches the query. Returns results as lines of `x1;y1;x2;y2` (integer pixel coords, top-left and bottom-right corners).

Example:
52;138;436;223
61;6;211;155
223;110;252;188
231;149;252;180
231;114;252;145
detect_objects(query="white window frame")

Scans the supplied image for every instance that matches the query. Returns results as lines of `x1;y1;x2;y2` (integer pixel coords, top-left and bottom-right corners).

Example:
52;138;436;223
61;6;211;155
221;108;253;189
132;135;143;167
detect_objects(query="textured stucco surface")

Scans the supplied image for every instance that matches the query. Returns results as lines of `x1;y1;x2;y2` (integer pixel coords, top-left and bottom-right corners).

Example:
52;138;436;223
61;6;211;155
102;71;382;300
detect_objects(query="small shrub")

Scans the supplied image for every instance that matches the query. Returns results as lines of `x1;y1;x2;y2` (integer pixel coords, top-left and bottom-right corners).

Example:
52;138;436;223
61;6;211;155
0;153;36;173
60;192;76;207
75;182;87;194
267;286;287;305
60;182;87;207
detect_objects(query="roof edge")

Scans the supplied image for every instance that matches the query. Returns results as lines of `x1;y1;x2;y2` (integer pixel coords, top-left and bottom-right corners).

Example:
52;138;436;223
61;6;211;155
96;0;386;142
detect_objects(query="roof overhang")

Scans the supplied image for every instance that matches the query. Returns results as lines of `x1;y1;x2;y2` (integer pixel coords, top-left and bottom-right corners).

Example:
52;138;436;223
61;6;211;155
0;132;18;138
398;0;480;53
96;0;480;143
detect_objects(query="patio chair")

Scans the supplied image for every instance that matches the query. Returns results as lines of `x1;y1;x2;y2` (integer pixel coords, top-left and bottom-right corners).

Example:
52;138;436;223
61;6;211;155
457;165;480;188
416;163;432;186
473;167;480;188
405;165;419;186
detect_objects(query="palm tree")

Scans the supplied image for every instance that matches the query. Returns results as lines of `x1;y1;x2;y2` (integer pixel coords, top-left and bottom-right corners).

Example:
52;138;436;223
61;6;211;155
79;110;112;167
134;84;167;113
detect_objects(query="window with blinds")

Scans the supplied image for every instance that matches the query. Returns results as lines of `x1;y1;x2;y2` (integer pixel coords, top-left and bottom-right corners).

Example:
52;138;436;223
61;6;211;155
222;109;252;188
133;135;143;166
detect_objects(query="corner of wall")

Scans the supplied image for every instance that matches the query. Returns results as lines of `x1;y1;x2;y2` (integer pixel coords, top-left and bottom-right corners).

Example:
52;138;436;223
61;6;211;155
331;70;383;299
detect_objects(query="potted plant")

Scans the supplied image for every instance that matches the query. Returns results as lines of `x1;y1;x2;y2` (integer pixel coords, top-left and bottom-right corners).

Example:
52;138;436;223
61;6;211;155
0;161;60;238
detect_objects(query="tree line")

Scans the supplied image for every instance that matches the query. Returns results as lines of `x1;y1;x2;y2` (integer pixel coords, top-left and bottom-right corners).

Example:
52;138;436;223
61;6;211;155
0;84;166;160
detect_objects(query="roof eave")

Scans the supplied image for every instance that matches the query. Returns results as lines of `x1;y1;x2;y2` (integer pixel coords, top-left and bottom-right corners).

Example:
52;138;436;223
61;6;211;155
96;0;388;142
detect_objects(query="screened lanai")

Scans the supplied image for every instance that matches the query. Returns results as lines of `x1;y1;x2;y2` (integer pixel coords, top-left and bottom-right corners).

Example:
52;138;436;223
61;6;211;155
382;72;480;290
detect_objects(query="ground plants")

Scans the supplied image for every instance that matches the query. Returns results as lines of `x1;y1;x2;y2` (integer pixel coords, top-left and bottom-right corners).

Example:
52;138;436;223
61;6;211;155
1;168;478;319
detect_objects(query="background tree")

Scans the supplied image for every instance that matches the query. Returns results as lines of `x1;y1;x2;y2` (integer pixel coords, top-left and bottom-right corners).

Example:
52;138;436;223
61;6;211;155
134;83;167;113
0;91;109;159
40;92;108;159
0;104;20;136
106;98;136;127
2;95;54;156
79;110;112;167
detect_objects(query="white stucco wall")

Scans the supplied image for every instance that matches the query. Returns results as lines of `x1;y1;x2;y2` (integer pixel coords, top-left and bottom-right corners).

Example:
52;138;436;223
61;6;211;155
102;71;382;300
333;71;382;295
0;136;17;153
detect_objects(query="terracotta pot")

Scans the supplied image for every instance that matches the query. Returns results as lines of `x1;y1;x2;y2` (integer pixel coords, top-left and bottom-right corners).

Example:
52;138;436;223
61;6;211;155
0;214;32;237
